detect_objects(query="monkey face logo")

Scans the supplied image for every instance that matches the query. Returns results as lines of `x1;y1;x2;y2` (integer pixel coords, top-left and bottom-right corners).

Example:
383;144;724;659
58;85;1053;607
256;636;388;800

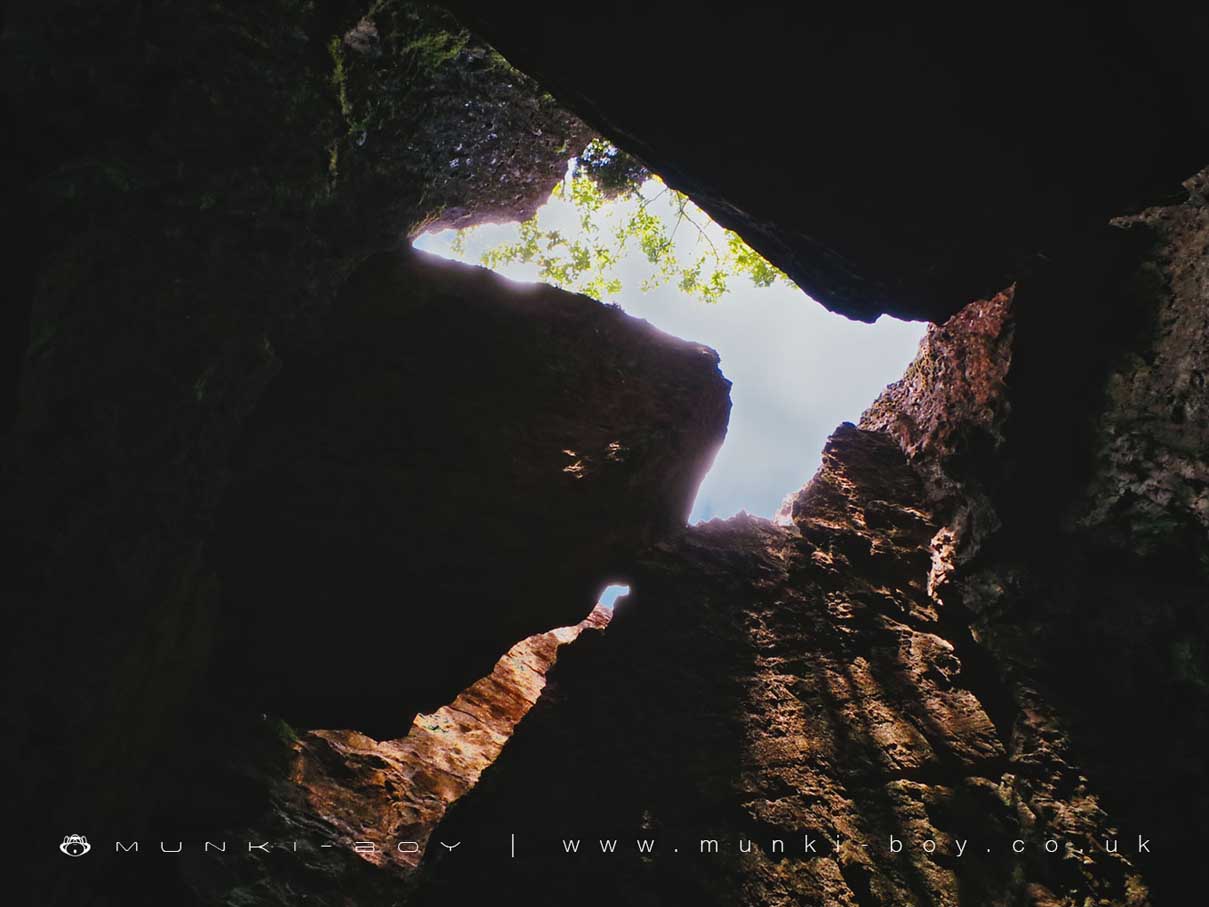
60;835;91;857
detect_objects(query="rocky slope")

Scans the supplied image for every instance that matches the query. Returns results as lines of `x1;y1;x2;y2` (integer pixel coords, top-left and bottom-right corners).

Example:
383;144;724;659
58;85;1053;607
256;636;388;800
295;606;611;873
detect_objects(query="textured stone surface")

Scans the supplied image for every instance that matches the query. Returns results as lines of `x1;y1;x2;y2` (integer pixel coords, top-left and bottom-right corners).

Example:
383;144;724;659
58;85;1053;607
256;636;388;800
298;606;610;872
1077;169;1209;556
182;607;611;905
859;292;1015;596
413;426;1149;906
835;174;1209;902
411;179;1209;906
972;174;1209;903
7;1;1209;903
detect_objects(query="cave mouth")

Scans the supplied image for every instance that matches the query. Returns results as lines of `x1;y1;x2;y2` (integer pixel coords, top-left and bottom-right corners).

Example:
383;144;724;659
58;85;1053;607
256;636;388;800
414;155;926;522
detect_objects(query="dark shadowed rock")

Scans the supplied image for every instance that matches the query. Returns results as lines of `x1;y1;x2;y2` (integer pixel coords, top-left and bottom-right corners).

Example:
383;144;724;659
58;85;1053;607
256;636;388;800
851;174;1209;902
3;1;618;898
6;0;1209;903
447;2;1209;322
412;427;1147;907
409;175;1209;907
210;249;729;735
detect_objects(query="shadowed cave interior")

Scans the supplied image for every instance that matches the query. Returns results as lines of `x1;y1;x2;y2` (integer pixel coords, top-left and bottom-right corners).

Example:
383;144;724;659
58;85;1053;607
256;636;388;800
5;2;1209;905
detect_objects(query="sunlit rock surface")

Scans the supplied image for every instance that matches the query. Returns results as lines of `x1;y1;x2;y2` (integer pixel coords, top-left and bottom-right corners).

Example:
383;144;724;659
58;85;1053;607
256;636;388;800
860;175;1209;902
409;178;1209;906
413;432;1145;907
297;606;611;870
310;606;611;861
185;607;610;903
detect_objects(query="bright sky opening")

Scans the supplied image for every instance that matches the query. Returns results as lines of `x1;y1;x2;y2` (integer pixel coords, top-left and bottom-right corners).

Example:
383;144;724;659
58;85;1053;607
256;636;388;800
414;170;926;524
596;584;630;610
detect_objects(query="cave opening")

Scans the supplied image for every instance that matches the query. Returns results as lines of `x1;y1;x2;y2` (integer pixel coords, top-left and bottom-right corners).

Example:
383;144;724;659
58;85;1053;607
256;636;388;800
414;150;926;522
596;583;631;611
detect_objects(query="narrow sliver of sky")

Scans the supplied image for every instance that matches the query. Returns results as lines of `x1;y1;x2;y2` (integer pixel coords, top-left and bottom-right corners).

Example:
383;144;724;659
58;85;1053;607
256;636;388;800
415;187;926;524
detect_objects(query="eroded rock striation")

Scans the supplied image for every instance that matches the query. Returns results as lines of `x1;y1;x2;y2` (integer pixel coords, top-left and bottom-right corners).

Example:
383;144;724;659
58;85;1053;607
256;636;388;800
413;432;1149;906
858;171;1209;903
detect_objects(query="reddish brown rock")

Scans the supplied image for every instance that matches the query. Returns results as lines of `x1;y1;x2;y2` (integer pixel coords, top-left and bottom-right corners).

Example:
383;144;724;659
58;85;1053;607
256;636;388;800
293;606;611;873
412;424;1148;907
8;0;1209;901
856;173;1209;903
183;607;611;904
859;290;1015;598
405;179;1209;907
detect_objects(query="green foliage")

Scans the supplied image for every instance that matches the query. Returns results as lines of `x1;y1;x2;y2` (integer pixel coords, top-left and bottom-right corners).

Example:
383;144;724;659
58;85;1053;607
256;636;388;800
462;143;787;304
398;29;469;71
270;716;300;745
573;138;650;198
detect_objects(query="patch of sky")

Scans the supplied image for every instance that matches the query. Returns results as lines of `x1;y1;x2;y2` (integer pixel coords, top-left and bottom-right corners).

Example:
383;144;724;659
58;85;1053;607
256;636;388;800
415;167;925;523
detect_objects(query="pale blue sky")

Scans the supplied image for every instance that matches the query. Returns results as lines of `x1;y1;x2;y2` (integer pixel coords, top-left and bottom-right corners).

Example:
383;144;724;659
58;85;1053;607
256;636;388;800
597;584;630;609
414;176;925;525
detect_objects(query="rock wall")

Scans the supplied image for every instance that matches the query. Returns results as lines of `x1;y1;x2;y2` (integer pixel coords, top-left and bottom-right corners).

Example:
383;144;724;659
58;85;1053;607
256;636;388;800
2;2;719;901
9;212;729;905
210;249;729;735
408;177;1209;906
857;171;1209;903
411;432;1149;906
446;2;1209;322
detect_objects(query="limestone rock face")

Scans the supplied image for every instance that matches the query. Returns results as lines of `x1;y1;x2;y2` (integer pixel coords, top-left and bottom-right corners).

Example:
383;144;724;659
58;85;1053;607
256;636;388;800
412;429;1146;907
858;291;1015;597
861;174;1209;903
1078;169;1209;555
956;174;1209;903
